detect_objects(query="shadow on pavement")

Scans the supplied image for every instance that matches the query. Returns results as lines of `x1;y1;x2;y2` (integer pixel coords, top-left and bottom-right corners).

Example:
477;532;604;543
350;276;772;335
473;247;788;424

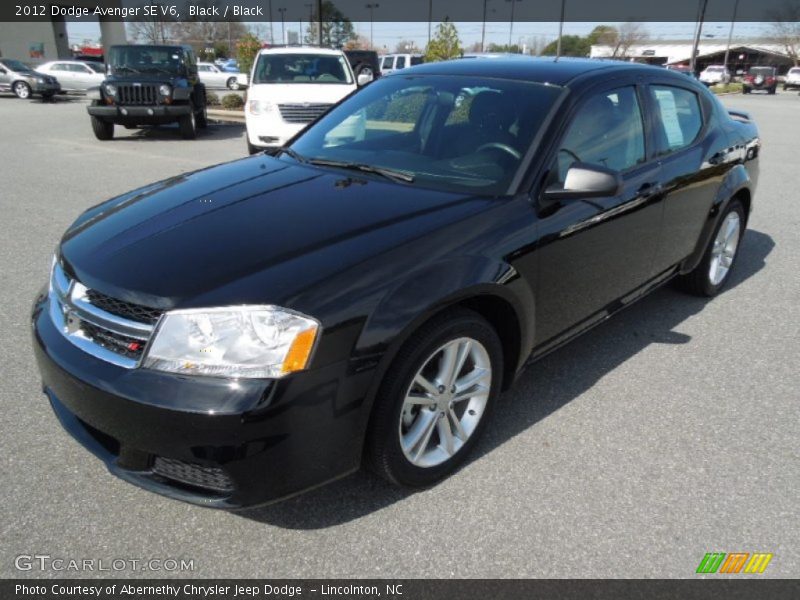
237;229;774;529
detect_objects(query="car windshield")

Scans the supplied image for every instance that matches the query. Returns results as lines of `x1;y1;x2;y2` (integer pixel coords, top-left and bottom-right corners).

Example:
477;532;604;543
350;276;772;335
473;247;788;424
789;68;800;75
85;62;105;73
2;59;33;72
253;53;352;84
108;46;184;75
749;67;774;75
288;74;563;195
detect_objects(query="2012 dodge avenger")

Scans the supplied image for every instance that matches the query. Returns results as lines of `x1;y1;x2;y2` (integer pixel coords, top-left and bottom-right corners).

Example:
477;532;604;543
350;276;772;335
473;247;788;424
32;58;760;508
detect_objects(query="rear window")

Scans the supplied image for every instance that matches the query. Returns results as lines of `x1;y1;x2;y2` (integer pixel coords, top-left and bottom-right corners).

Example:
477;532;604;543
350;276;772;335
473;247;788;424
382;56;393;69
749;67;774;75
706;66;724;72
789;68;800;75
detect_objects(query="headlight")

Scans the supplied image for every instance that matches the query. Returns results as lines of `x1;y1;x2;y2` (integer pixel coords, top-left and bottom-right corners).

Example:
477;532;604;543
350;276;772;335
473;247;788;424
247;99;273;115
143;306;320;379
158;84;172;96
36;76;45;83
104;83;116;96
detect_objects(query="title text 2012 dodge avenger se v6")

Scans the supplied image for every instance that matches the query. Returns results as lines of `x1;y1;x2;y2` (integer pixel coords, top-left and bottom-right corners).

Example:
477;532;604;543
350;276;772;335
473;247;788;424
32;58;759;508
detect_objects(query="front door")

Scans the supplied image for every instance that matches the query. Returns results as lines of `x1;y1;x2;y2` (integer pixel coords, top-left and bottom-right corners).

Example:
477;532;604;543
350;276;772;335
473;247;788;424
533;84;664;346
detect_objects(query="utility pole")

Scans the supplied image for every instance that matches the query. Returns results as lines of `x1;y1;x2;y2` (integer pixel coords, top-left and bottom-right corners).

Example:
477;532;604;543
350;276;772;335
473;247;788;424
428;0;433;46
366;3;379;49
317;0;323;46
723;0;740;76
481;0;488;53
305;3;313;44
690;0;708;75
278;7;287;44
506;0;521;48
556;0;566;59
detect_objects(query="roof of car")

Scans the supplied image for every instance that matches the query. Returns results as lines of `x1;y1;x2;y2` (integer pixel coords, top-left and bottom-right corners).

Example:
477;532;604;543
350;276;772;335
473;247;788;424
391;56;666;86
258;46;345;56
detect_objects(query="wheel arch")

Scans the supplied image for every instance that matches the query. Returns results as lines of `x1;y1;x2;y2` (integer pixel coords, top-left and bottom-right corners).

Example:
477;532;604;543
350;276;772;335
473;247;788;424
680;164;753;275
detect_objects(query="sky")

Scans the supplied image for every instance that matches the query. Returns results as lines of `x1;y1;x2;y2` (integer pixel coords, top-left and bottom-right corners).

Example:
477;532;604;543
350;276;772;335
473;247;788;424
66;20;773;51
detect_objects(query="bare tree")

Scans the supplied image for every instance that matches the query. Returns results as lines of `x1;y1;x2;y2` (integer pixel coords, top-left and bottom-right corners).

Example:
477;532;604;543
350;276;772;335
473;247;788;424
127;12;175;44
613;22;648;58
395;40;421;53
768;1;800;65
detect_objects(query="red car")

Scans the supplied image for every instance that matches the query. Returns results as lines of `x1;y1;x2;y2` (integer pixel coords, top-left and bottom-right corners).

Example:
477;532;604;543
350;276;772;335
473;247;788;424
743;66;777;95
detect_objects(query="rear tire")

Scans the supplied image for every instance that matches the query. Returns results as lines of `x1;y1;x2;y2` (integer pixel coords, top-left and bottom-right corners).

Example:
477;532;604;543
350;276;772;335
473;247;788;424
179;106;197;139
677;200;745;297
90;116;114;140
365;308;503;488
768;86;777;95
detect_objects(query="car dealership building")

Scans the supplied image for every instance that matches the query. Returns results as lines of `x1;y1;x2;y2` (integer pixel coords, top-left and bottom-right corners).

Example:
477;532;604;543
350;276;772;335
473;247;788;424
590;39;797;76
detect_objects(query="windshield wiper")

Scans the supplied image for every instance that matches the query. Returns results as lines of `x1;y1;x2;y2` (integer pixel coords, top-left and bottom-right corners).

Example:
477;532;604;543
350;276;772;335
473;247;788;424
307;158;415;183
276;147;308;163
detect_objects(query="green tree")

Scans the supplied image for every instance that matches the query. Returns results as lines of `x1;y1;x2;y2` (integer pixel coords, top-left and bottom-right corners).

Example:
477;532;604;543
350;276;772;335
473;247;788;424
236;32;262;77
541;35;590;57
304;1;356;48
424;19;462;62
587;25;619;46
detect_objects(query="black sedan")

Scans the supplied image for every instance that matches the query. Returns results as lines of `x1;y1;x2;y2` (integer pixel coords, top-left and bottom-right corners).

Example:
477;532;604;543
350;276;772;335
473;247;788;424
32;58;760;508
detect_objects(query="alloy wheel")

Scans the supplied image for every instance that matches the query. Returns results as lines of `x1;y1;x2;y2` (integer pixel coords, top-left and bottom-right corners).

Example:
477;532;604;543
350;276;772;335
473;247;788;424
709;211;741;286
398;337;491;468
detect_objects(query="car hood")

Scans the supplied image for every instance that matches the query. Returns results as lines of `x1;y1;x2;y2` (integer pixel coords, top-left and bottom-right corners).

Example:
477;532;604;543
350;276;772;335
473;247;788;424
59;155;488;310
247;83;355;104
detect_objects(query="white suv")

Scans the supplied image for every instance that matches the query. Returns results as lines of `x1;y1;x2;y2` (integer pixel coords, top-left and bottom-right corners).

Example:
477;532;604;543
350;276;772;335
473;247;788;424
699;65;731;86
784;67;800;91
245;47;357;154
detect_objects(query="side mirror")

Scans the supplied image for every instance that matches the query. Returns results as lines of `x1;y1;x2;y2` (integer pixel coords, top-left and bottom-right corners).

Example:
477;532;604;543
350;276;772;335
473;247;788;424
357;71;373;87
0;68;6;74
543;162;622;201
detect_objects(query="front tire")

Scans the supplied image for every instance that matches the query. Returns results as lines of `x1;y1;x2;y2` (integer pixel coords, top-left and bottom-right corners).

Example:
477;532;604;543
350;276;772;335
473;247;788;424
366;308;503;488
179;106;197;139
90;116;114;140
13;81;31;99
226;77;240;90
677;200;745;297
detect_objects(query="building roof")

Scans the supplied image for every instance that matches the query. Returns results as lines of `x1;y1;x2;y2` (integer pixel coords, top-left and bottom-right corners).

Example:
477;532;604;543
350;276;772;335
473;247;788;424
590;39;793;65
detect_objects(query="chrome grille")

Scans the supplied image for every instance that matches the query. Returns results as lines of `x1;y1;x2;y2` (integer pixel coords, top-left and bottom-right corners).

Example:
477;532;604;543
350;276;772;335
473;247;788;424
49;261;156;368
152;457;234;494
116;84;159;106
278;103;332;124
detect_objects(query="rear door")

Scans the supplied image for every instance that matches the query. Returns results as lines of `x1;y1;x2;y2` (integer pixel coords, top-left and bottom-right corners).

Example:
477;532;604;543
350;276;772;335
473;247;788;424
533;83;665;345
644;81;726;270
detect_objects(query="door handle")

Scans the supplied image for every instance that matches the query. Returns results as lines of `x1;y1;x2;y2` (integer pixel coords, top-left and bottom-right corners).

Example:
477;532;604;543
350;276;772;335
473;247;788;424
637;182;662;199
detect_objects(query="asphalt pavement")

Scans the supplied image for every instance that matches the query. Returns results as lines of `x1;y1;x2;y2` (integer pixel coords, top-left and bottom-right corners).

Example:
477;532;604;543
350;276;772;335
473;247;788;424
0;91;797;578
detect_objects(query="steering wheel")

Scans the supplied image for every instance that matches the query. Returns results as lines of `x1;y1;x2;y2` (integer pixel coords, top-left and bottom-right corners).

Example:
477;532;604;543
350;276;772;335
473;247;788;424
475;142;522;160
559;147;582;162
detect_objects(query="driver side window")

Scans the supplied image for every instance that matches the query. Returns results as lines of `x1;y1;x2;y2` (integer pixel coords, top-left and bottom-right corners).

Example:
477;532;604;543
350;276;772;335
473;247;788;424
553;86;645;184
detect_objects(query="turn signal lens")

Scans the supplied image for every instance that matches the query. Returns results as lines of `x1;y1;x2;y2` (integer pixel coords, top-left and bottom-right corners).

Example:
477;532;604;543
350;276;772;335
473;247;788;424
281;327;318;374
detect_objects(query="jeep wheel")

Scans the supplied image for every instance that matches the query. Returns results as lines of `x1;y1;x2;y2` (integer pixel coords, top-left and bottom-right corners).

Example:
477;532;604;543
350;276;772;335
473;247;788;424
13;81;31;99
179;108;197;140
196;101;208;129
226;77;240;90
90;116;114;140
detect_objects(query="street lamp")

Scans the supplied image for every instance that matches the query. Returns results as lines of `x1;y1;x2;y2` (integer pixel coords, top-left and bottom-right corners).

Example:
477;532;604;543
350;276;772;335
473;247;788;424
278;7;287;45
365;3;379;49
506;0;522;48
481;0;492;53
556;0;566;60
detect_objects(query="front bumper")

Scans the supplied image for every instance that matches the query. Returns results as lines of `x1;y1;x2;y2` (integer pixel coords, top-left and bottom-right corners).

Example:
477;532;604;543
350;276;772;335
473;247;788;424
31;292;369;508
87;103;191;124
31;80;61;94
245;114;304;148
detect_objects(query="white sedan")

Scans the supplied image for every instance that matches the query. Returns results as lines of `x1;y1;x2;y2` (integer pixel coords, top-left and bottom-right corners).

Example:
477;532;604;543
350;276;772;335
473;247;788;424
198;62;243;90
36;60;105;92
